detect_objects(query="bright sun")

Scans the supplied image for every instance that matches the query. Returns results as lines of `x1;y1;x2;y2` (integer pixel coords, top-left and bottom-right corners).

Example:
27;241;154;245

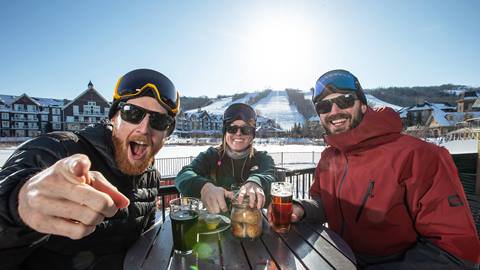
243;15;314;89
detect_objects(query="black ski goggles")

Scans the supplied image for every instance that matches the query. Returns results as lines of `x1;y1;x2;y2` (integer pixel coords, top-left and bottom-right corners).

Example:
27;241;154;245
119;102;174;131
113;69;180;115
314;94;357;114
313;69;361;103
225;125;255;135
223;103;257;123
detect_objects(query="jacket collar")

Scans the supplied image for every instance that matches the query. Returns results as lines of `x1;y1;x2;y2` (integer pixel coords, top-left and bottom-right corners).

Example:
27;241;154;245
324;107;403;153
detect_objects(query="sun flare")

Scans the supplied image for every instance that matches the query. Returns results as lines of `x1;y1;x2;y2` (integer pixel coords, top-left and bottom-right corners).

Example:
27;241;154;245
244;15;314;88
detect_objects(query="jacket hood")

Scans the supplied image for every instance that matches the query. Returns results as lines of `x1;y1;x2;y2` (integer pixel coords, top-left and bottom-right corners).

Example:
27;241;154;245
324;107;403;152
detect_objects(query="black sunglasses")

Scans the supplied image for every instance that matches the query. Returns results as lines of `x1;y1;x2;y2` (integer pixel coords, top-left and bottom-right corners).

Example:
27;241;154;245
225;125;255;135
119;102;174;131
315;94;357;114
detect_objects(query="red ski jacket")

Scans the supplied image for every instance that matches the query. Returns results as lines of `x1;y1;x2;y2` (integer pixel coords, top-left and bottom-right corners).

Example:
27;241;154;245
311;107;480;263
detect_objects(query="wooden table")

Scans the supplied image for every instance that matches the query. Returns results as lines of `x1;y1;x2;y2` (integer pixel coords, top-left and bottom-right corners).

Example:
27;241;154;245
124;210;356;270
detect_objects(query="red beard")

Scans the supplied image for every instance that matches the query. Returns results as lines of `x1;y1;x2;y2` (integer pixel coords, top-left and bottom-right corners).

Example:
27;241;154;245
112;133;155;175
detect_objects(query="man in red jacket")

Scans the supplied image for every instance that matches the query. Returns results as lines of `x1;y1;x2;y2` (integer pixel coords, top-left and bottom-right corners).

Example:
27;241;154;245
279;69;480;269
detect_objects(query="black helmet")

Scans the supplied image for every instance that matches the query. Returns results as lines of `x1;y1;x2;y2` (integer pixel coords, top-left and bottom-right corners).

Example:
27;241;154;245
222;103;257;135
109;68;180;135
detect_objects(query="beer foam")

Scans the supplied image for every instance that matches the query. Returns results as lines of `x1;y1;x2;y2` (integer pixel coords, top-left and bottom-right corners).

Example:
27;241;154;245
272;190;292;197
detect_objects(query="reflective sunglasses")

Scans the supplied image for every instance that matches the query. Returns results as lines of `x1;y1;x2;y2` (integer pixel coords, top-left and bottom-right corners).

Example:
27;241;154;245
315;94;357;114
119;102;174;131
313;69;361;103
113;69;180;115
225;125;255;135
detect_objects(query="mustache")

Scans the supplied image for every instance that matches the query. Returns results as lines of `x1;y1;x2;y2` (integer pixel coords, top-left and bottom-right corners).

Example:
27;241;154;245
128;135;152;146
325;113;351;123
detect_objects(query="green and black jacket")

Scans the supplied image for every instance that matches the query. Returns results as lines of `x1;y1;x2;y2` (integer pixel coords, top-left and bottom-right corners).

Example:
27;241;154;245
175;146;275;201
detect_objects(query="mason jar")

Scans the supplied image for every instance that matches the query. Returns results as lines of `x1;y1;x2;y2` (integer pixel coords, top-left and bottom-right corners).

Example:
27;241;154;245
230;197;262;239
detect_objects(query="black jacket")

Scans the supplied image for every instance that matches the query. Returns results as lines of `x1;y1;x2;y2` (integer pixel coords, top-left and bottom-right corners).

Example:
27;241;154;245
0;123;161;270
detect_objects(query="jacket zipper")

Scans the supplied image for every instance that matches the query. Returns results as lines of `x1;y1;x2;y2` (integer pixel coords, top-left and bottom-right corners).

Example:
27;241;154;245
337;155;349;237
355;180;375;223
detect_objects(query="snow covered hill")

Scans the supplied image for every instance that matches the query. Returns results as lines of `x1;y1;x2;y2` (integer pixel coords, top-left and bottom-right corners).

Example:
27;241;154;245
186;90;402;130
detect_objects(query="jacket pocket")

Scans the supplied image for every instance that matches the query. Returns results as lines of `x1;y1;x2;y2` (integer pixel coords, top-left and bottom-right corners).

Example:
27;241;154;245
355;180;375;223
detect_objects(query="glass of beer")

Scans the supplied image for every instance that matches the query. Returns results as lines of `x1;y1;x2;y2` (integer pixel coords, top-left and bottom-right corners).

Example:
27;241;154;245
270;182;293;233
169;197;202;255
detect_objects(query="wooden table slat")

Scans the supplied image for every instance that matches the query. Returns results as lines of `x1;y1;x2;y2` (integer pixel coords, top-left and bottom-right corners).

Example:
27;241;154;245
259;218;308;270
123;220;163;270
276;223;334;270
241;234;277;270
309;224;357;263
141;219;174;270
294;222;356;269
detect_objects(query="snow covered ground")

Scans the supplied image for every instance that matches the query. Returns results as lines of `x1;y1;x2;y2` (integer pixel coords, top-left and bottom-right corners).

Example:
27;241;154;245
0;139;475;170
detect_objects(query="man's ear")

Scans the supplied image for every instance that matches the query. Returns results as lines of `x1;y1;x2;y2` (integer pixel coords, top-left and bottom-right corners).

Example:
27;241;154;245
361;103;367;113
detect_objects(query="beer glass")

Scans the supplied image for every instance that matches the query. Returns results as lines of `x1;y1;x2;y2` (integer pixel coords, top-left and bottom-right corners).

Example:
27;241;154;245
169;197;202;255
270;182;293;233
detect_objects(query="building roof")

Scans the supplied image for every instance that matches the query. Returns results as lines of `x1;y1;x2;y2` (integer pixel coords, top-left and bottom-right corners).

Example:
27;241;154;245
408;101;455;112
63;82;110;108
0;94;67;107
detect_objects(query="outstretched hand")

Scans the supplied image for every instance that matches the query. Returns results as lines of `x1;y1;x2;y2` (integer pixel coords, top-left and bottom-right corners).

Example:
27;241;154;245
18;154;130;239
200;182;232;214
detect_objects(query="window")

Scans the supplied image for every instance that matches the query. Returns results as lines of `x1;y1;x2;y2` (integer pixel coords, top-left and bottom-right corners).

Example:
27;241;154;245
15;130;25;137
14;104;24;111
28;122;38;129
66;116;74;123
2;113;9;120
53;123;62;130
52;108;61;115
79;116;84;122
41;115;48;121
73;105;79;115
27;105;36;112
52;115;60;122
2;121;9;127
27;114;37;121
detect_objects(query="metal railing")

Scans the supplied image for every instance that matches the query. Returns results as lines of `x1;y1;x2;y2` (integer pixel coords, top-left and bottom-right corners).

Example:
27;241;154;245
155;151;321;178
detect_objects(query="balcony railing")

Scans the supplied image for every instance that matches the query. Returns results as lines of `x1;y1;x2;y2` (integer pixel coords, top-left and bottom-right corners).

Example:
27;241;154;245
154;152;321;178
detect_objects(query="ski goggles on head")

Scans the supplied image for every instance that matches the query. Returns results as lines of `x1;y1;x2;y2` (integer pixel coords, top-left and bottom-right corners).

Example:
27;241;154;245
223;103;257;123
313;69;361;103
113;69;180;115
119;102;174;131
314;93;357;114
225;125;255;135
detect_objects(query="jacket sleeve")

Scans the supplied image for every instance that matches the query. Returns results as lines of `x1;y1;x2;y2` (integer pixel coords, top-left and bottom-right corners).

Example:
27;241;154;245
175;148;216;198
0;136;68;268
402;145;480;266
299;164;327;224
245;151;275;196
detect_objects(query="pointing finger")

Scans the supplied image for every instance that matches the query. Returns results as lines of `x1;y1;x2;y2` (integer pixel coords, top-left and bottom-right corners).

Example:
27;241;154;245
63;154;91;184
89;171;130;209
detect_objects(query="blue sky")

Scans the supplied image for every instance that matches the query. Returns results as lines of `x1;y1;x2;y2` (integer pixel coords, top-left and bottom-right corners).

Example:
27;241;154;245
0;0;479;100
